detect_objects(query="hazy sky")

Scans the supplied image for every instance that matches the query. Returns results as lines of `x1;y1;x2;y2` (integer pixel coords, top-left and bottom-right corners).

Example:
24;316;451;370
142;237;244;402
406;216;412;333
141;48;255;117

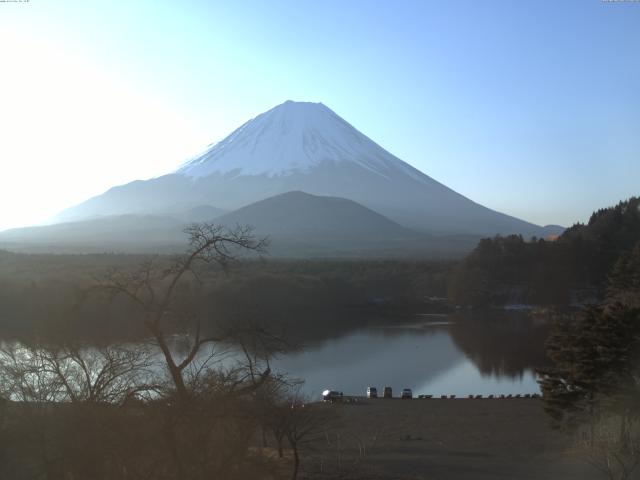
1;0;638;231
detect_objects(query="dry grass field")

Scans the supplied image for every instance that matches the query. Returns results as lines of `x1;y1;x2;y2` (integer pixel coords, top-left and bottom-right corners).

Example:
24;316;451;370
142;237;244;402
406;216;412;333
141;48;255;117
288;398;601;480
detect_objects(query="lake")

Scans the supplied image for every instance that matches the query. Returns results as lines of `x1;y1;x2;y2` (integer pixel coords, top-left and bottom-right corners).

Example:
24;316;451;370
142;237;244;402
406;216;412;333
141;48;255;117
0;309;551;401
268;310;550;399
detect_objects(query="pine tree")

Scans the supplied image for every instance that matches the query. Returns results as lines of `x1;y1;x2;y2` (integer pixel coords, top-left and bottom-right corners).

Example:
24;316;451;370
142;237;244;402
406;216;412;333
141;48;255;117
538;305;639;431
538;241;640;434
607;242;640;309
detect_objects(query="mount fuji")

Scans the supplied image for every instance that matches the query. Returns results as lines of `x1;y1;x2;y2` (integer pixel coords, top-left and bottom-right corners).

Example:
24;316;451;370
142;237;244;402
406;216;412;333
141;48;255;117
54;100;557;238
1;101;562;255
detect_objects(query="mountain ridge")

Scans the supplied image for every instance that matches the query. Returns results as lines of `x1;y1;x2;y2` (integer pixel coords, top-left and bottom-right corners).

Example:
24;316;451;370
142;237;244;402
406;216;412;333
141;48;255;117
215;190;417;240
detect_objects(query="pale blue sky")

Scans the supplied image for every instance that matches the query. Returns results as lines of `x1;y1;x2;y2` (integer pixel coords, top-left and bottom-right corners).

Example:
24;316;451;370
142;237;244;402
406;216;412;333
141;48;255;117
0;0;638;230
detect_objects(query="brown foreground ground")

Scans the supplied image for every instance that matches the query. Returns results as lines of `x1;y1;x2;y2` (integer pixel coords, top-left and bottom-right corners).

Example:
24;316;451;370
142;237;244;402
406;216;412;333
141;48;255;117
284;398;601;480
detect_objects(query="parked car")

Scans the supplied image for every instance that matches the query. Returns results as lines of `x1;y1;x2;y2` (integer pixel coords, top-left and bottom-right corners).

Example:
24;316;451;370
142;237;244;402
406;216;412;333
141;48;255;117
322;389;343;403
401;388;413;399
367;386;378;398
383;386;393;398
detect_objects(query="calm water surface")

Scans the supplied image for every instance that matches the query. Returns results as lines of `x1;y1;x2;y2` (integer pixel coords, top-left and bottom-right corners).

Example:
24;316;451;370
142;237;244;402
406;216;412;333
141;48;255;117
1;310;550;401
270;311;549;399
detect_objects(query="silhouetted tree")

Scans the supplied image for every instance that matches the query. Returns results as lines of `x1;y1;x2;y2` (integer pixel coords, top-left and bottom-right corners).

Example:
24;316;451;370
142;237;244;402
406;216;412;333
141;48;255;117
278;395;333;480
91;223;269;401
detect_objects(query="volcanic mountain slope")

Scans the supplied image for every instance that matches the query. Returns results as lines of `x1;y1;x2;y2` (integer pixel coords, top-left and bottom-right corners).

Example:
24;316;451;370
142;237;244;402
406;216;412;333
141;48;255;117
216;191;415;240
214;191;482;257
56;101;562;238
214;191;416;256
0;192;481;257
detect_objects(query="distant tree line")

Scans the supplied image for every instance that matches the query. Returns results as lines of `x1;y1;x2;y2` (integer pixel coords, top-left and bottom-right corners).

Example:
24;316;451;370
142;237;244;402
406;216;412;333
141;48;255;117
448;197;640;307
0;249;452;342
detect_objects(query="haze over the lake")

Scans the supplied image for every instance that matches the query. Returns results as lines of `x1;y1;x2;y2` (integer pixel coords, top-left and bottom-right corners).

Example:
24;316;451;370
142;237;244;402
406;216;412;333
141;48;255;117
1;0;638;231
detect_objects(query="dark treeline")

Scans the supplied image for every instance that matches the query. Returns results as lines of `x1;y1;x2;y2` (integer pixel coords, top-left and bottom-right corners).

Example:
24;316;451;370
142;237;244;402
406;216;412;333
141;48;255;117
448;197;640;306
0;251;452;342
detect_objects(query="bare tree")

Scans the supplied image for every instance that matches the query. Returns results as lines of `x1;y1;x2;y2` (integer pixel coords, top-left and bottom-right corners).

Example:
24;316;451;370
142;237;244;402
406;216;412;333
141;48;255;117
45;343;155;404
76;223;283;479
90;223;269;401
0;341;161;479
0;341;155;404
270;394;334;480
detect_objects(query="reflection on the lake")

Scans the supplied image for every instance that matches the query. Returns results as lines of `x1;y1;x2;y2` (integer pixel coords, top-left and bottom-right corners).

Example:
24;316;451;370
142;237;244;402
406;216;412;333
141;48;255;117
448;309;551;378
269;310;551;398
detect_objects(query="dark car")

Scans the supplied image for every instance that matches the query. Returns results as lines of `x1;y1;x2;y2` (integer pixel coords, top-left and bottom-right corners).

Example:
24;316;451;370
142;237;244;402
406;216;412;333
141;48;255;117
383;386;393;398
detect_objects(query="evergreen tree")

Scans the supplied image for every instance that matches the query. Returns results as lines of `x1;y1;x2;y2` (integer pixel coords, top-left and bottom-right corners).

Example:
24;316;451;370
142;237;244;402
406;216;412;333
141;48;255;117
449;197;640;307
538;243;640;434
538;305;639;430
607;242;640;309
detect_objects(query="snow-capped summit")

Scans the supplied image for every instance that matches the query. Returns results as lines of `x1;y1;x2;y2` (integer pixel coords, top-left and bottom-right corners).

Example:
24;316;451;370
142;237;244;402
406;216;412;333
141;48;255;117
176;100;423;182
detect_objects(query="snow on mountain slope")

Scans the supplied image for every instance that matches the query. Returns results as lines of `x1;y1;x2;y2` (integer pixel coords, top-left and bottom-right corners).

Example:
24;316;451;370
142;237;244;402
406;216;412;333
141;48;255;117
177;100;425;182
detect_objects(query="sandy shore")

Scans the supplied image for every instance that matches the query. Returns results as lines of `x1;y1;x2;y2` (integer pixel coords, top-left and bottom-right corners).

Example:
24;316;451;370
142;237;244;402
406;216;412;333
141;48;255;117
295;398;599;480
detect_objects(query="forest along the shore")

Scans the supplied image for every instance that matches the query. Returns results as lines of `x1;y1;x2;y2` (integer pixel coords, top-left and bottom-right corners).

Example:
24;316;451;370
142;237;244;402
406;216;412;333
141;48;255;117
0;197;638;479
